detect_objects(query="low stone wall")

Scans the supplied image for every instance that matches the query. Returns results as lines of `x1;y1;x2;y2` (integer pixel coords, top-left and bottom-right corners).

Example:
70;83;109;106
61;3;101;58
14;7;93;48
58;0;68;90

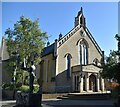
2;90;14;100
42;93;68;99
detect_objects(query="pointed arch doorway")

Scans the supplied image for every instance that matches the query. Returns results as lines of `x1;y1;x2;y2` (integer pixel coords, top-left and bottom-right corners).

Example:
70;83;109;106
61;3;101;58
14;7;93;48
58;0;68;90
89;74;97;92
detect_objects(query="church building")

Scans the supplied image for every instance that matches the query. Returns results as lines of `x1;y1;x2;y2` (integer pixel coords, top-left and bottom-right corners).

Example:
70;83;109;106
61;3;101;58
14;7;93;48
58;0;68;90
39;7;105;93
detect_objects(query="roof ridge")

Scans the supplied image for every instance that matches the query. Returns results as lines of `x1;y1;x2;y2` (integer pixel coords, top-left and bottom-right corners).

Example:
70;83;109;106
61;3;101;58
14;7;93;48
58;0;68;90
57;24;80;48
85;27;103;56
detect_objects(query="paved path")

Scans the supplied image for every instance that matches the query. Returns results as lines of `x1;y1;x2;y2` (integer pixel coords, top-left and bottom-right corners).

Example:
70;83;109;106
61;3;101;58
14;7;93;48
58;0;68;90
0;99;115;107
42;99;115;107
0;100;16;107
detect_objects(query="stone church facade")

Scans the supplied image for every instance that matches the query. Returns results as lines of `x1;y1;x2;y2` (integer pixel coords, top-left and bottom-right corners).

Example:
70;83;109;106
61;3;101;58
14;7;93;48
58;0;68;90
39;8;105;93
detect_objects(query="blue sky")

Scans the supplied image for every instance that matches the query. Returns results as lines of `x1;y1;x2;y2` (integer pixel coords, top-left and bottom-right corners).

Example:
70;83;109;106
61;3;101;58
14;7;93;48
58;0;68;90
1;2;118;56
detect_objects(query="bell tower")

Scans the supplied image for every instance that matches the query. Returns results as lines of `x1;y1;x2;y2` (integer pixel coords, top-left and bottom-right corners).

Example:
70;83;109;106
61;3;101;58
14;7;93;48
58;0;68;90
74;7;86;27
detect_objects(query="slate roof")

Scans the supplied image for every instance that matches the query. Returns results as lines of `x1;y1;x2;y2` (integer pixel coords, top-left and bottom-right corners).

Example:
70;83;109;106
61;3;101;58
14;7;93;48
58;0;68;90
41;43;55;57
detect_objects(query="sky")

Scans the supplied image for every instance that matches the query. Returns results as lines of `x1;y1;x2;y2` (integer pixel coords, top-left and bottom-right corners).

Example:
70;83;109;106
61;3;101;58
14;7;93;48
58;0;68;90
1;2;118;56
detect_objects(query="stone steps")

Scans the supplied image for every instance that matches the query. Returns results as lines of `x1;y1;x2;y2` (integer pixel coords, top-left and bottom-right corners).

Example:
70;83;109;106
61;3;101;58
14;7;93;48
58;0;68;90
57;93;111;100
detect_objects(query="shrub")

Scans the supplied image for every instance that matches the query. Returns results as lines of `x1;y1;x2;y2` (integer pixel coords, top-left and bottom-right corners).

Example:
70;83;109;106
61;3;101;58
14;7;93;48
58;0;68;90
2;83;40;93
111;86;120;99
2;83;14;91
33;84;39;93
111;83;119;88
18;85;29;93
17;84;40;93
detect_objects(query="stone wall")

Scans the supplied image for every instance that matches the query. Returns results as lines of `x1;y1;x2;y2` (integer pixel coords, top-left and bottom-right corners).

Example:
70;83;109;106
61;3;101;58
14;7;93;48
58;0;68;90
56;26;102;89
39;54;56;93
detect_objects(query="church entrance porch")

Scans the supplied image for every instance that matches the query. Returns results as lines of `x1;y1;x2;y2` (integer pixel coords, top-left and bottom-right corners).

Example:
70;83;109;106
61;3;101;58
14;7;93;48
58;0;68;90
72;73;104;93
72;64;105;93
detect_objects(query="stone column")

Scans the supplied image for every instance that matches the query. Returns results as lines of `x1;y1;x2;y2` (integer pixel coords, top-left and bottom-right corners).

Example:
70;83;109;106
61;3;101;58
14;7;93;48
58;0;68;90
79;77;83;92
87;76;89;92
96;78;100;92
85;74;89;92
72;75;75;92
101;78;105;92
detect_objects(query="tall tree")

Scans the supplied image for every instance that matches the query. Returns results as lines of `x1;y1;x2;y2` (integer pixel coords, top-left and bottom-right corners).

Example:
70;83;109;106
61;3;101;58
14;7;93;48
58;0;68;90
5;16;48;83
115;34;120;61
102;34;120;84
102;50;120;82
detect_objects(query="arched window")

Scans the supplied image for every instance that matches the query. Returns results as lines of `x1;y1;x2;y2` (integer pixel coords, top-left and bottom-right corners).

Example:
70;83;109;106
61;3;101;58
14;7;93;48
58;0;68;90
65;53;72;78
77;39;88;65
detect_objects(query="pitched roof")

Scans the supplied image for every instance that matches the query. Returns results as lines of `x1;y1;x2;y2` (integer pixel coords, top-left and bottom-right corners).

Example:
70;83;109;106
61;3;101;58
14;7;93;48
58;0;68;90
41;8;103;57
41;43;55;57
85;27;103;56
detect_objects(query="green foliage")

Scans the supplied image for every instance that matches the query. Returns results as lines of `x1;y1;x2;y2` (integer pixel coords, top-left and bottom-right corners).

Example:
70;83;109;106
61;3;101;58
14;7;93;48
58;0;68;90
102;50;120;83
33;84;39;93
17;84;39;93
18;85;29;93
115;34;120;52
102;34;120;84
15;72;23;83
5;16;48;67
2;83;14;91
2;82;39;93
23;71;29;85
4;16;48;83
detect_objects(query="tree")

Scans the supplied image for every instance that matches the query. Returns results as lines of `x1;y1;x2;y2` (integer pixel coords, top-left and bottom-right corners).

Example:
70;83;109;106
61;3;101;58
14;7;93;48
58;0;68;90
115;34;120;49
102;50;120;99
102;51;120;83
115;34;120;61
5;16;48;84
102;34;120;84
